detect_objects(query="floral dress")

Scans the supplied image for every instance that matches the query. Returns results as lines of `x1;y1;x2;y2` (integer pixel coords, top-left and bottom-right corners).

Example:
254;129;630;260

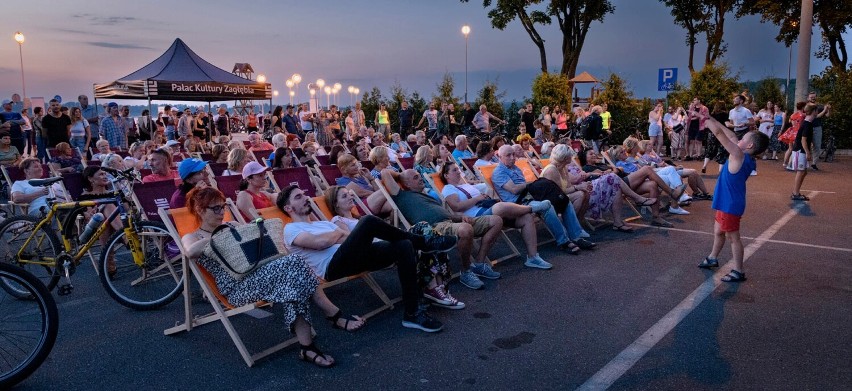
196;252;318;332
567;164;619;220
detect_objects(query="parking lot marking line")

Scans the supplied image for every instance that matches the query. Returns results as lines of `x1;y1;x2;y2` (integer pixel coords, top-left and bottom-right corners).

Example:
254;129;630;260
577;196;815;391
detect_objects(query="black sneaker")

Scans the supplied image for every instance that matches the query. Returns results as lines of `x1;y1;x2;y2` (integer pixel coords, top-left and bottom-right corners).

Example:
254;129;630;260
811;164;820;171
402;309;444;333
419;234;458;254
574;238;596;250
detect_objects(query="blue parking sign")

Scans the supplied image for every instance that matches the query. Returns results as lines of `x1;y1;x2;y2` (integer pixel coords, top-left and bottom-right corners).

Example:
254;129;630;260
658;68;678;91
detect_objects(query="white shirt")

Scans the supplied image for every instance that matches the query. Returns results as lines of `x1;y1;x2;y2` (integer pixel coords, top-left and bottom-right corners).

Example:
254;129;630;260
473;159;494;168
283;221;340;278
441;183;485;217
728;106;753;129
11;180;62;213
756;109;774;136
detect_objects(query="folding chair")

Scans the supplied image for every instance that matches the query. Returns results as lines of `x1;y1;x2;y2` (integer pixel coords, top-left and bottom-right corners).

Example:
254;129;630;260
317;165;343;189
131;180;177;221
57;172;85;201
242;140;251;149
138;168;153;179
255;205;399;319
459;158;482;180
360;160;374;171
2;164;50;214
515;159;541;181
211;175;242;201
207;162;228;177
269;167;317;197
313;155;331;166
423;172;521;265
195;153;214;162
396;157;414;170
252;150;273;165
159;207;289;367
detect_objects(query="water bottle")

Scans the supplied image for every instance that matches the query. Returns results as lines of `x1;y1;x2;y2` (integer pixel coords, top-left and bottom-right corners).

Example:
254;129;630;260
79;213;105;243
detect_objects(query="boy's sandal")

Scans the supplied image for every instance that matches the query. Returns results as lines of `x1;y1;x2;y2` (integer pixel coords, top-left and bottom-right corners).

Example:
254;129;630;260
299;343;335;368
612;224;634;233
721;270;747;283
791;194;810;201
697;257;719;269
637;197;657;207
326;310;364;332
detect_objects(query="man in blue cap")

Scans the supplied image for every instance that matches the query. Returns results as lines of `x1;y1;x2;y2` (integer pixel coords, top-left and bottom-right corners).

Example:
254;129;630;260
170;157;209;208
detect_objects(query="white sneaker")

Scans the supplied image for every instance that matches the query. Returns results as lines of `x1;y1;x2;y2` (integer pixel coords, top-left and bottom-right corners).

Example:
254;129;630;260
669;206;690;215
679;193;692;203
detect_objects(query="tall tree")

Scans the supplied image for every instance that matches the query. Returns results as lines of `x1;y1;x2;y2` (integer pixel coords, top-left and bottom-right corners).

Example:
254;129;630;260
474;79;507;119
462;0;614;77
660;0;707;72
433;71;461;108
739;0;850;69
703;0;737;65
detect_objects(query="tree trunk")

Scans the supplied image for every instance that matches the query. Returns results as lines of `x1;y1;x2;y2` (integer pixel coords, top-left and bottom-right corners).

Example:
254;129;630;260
516;6;548;73
821;18;848;69
688;33;696;72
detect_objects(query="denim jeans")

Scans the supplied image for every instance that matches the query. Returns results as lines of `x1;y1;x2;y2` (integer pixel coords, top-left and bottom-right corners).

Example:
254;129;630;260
165;126;176;141
539;205;569;245
70;137;86;156
559;203;584;240
35;135;47;162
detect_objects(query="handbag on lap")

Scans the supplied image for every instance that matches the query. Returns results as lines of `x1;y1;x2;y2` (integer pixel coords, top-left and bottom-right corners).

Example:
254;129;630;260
203;218;286;280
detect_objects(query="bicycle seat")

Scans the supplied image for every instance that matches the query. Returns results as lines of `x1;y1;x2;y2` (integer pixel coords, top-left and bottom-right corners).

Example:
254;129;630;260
28;177;63;187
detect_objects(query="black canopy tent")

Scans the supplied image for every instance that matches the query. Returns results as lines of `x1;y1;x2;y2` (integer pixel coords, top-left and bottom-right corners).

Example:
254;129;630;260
93;38;271;117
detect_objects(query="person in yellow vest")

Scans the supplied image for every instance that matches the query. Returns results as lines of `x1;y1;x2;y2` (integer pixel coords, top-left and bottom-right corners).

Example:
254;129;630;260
375;103;390;139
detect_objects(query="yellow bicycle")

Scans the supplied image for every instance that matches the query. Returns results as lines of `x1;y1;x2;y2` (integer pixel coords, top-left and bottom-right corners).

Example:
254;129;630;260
0;167;183;310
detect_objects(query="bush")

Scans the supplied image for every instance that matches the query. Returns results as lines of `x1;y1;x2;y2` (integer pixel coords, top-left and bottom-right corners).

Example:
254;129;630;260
811;66;852;149
668;62;741;110
531;73;572;112
591;73;648;143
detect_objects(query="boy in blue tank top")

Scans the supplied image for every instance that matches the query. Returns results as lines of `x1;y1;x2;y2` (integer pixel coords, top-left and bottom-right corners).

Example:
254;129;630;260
694;104;769;282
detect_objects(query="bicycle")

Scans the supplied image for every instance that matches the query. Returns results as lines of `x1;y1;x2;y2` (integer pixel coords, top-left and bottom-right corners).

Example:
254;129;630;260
0;262;58;388
820;132;836;162
0;167;183;310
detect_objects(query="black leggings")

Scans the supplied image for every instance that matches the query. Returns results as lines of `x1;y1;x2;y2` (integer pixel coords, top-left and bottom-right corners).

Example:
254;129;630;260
325;215;420;315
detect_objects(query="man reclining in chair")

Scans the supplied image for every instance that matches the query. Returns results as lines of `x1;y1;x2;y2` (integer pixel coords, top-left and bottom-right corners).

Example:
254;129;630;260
381;168;551;290
278;185;457;333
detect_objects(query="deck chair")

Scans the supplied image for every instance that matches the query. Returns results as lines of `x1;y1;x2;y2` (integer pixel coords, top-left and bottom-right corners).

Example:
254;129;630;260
360;160;374;171
131;180;177;221
539;159;550;169
459;158;481;180
269;167;317;197
595;152;642;226
242;140;251;149
196;153;213;162
251;150;273;165
255;205;399;319
207;162;228;177
477;164;555;245
2;164;51;214
313;155;331;166
317;165;343;189
159;207;288;367
138;168;153;179
57;172;85;201
211;175;242;201
423;172;521;265
515;159;541;181
396;157;414;170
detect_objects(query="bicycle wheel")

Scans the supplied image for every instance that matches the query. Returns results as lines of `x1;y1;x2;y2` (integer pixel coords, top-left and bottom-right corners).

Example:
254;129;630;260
0;263;59;388
0;216;61;298
98;221;183;310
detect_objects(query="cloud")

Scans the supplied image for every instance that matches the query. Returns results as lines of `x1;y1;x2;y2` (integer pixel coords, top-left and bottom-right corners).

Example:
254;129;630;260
51;28;115;37
87;42;153;50
72;13;138;25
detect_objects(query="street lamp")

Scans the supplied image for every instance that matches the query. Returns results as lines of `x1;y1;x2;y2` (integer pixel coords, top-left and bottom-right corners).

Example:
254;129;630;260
333;83;342;106
461;25;470;104
353;88;360;105
13;31;26;103
316;79;325;90
785;20;798;110
291;73;302;104
348;86;355;106
257;74;266;83
323;86;332;109
289;90;295;105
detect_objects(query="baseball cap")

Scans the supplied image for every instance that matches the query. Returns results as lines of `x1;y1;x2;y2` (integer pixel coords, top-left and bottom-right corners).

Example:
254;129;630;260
241;161;268;179
177;158;208;180
107;102;118;108
1;99;11;106
165;140;180;148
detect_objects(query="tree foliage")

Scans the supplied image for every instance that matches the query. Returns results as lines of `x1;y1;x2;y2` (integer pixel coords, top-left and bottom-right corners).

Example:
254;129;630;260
660;0;737;69
474;79;507;120
462;0;614;77
591;73;647;143
531;72;572;112
433;71;461;109
752;78;785;110
738;0;850;69
668;63;741;111
811;66;852;148
360;87;383;127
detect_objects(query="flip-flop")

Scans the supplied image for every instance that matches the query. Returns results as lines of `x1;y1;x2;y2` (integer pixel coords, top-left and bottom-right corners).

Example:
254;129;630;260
721;269;747;282
637;197;657;207
612;224;634;233
697;257;719;269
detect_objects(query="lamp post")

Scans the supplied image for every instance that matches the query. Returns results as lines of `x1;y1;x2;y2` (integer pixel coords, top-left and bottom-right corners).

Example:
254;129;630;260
324;86;332;109
785;20;798;110
273;90;279;106
256;74;266;112
461;25;470;104
289;90;295;105
13;31;26;104
291;73;302;105
333;83;342;106
347;86;355;106
353;88;360;105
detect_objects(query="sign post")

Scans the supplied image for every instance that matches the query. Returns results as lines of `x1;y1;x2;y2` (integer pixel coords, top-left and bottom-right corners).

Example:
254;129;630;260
658;68;678;108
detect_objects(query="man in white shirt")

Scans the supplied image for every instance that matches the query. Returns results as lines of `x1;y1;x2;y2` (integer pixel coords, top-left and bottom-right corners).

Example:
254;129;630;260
726;94;757;175
278;185;456;333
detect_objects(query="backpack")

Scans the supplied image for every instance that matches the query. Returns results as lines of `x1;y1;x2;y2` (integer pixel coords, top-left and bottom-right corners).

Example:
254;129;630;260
577;116;592;139
526;177;570;212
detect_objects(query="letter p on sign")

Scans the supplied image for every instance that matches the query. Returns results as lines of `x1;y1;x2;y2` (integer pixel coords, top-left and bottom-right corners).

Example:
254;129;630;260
658;68;678;92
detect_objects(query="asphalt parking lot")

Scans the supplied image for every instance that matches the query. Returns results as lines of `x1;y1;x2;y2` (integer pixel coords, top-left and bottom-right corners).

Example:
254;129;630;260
16;155;852;390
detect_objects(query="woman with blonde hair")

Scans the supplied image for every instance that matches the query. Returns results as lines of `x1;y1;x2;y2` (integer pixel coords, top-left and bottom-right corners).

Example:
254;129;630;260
222;148;249;176
335;153;392;215
368;146;397;179
211;144;229;164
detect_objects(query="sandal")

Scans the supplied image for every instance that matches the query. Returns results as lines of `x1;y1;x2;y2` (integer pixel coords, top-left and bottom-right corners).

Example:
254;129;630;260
612;224;634;233
636;197;657;207
299;343;335;368
558;241;581;254
791;194;810;201
721;269;747;283
326;310;364;332
697;257;719;269
650;218;673;228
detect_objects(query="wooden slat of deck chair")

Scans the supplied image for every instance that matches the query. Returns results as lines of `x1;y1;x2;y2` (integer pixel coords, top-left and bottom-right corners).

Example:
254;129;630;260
270;167;316;197
131;180;177;221
373;178;412;230
255;204;398;319
476;164;556;245
159;206;287;367
396;156;414;170
423;172;521;266
252;149;273;166
459;158;481;180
